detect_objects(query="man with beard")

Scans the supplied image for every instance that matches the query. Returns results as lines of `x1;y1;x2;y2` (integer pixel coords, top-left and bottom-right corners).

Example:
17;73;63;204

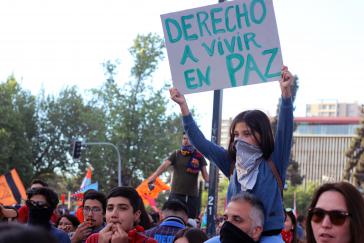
205;192;264;243
26;187;70;243
148;132;209;219
85;186;156;243
71;190;106;243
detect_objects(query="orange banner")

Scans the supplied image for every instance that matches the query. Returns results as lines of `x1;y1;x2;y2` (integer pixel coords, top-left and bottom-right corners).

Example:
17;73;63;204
136;177;170;206
0;169;27;205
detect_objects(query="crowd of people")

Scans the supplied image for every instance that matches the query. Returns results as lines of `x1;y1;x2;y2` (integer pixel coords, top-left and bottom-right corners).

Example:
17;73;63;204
1;66;364;242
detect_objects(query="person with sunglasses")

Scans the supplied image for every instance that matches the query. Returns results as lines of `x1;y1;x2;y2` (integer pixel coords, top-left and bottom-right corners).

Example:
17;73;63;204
306;182;364;243
26;187;71;243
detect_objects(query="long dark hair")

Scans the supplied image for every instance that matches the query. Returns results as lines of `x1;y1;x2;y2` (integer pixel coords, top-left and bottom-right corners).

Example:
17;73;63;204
285;210;298;243
306;182;364;243
173;228;208;243
227;110;274;175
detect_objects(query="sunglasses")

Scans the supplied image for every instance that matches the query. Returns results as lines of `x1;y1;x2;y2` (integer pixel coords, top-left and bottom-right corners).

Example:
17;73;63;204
26;199;49;209
308;208;350;226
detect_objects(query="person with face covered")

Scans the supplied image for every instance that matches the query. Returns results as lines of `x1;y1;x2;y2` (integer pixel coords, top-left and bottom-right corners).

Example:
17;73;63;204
26;187;70;243
205;192;264;243
85;186;156;243
170;66;294;242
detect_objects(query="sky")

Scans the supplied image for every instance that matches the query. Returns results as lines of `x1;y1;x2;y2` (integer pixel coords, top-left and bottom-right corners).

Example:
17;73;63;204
1;0;363;137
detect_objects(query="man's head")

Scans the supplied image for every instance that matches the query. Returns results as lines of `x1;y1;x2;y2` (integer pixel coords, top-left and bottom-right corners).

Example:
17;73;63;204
105;187;142;232
82;190;106;228
161;199;189;224
223;192;264;242
182;132;190;146
26;187;59;228
30;179;48;190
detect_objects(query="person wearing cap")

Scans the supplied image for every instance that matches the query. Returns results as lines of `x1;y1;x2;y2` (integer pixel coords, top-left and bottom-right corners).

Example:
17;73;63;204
145;199;189;243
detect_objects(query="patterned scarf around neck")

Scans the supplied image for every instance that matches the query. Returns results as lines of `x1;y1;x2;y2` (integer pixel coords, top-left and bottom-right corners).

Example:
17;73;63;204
180;145;203;174
234;139;263;191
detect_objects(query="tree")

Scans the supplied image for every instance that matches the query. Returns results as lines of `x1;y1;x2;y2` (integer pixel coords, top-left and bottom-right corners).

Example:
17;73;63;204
32;87;106;182
271;75;304;186
283;182;318;216
0;75;37;184
344;108;364;191
90;33;183;188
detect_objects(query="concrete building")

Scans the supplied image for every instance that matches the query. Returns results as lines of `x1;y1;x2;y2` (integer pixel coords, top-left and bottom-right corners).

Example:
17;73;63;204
306;101;361;117
220;115;362;186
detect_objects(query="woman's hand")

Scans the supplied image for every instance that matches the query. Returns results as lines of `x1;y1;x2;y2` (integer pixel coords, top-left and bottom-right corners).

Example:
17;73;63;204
280;65;293;98
169;87;190;116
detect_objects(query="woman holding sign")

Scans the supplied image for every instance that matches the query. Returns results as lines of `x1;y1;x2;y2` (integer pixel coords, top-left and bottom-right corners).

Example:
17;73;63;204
170;66;293;243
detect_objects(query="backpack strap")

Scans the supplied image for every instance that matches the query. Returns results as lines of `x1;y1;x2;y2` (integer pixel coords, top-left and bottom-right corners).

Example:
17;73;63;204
268;159;283;196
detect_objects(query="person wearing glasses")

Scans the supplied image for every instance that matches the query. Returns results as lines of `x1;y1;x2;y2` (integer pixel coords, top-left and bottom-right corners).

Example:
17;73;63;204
306;182;364;243
71;190;106;243
26;187;70;243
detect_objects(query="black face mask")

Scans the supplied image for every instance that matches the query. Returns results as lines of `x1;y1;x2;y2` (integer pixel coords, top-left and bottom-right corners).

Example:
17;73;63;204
27;201;54;229
220;221;257;243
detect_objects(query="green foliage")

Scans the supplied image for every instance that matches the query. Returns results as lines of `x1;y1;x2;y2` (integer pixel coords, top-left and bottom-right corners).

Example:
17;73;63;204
0;75;37;186
90;33;182;189
283;182;318;217
201;177;229;216
344;114;364;191
0;33;182;193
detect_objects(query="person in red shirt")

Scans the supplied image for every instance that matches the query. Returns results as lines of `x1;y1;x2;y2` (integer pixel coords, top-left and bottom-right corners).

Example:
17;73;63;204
85;186;156;243
17;179;59;224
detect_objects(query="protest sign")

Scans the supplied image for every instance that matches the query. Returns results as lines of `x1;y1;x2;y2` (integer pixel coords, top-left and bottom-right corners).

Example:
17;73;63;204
161;0;282;94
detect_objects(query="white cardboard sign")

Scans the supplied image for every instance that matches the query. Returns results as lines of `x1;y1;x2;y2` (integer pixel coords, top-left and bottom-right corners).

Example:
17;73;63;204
161;0;282;94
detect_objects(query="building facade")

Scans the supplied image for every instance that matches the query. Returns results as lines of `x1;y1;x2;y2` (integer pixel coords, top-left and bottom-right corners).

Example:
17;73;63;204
306;101;361;117
220;115;361;186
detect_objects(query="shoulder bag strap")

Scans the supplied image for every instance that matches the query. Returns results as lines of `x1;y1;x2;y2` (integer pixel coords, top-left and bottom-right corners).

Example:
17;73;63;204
267;158;283;196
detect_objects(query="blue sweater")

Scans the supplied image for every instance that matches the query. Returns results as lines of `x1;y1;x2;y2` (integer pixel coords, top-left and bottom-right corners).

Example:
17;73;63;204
182;97;293;232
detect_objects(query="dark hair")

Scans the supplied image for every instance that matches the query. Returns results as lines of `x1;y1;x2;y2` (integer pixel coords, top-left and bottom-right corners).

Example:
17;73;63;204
107;187;142;213
107;187;147;228
27;187;59;210
57;214;80;228
31;179;48;187
227;110;274;174
82;190;107;214
285;210;297;243
173;228;208;243
0;222;57;243
162;199;189;216
297;214;305;224
306;182;364;243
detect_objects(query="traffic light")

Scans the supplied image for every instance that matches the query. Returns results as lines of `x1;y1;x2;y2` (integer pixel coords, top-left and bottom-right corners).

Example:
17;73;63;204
72;141;82;159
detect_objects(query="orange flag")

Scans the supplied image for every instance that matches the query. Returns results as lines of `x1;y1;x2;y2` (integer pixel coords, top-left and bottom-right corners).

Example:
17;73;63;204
136;177;170;206
0;169;27;205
